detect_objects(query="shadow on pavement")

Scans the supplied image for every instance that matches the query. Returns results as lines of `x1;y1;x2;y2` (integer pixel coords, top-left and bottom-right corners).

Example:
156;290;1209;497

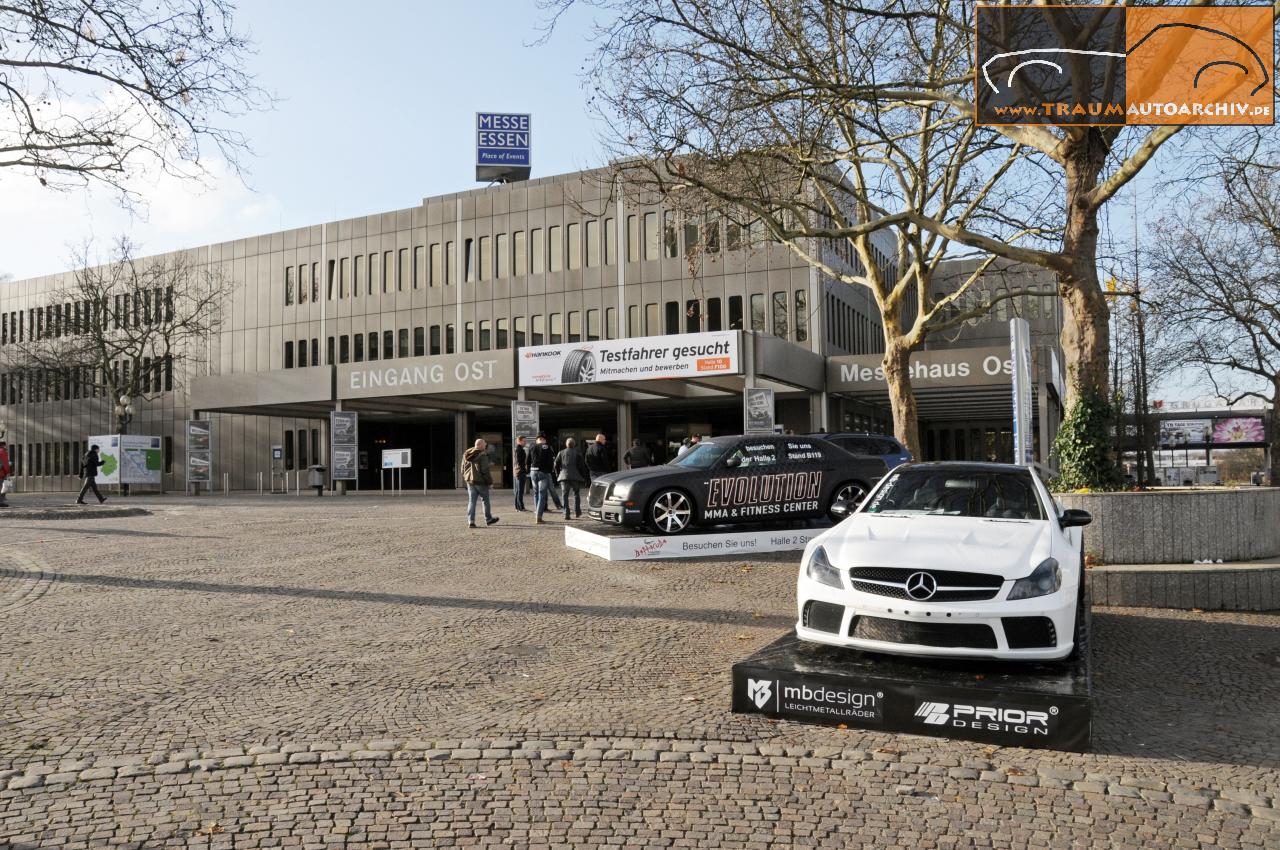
1090;608;1280;769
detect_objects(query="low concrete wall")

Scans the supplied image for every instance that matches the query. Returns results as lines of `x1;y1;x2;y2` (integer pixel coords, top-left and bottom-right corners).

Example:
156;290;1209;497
1059;489;1280;565
1086;564;1280;611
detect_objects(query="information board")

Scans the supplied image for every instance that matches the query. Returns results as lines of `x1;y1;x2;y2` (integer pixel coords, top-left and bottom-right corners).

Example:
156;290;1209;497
90;434;163;485
330;411;359;480
186;419;212;485
381;449;411;469
511;400;540;442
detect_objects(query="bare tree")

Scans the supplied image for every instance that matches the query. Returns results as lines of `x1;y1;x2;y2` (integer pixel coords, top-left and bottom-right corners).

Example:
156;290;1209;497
0;0;270;198
1151;164;1280;486
558;1;1053;456
1;237;225;433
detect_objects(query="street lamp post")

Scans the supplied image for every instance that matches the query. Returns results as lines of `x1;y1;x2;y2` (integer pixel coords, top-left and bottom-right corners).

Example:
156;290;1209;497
113;395;134;495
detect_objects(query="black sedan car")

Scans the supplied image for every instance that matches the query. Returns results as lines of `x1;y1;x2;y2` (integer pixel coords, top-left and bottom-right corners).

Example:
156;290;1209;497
587;435;888;534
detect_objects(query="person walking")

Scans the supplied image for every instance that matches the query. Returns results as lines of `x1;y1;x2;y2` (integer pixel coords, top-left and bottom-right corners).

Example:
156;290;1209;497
528;432;557;524
585;432;613;480
0;439;11;507
77;444;108;505
512;435;530;512
623;438;652;469
460;438;499;529
554;437;591;519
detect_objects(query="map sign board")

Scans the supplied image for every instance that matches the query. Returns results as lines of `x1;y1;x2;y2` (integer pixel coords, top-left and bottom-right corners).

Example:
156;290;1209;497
89;434;163;485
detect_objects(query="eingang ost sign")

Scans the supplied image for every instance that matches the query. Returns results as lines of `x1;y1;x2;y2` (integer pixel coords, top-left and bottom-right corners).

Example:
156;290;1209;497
518;331;740;387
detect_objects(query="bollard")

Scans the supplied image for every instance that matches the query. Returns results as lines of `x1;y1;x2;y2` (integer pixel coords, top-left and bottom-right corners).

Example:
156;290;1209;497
223;472;229;496
258;471;263;495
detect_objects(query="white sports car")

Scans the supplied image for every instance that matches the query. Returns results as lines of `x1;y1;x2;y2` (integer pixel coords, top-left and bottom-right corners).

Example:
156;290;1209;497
795;462;1092;661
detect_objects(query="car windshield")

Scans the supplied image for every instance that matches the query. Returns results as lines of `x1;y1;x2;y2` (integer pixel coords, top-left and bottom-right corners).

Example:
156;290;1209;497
669;441;726;469
863;468;1045;520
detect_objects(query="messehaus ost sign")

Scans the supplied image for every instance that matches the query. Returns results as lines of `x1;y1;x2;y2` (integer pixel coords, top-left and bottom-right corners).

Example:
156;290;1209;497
339;351;515;399
827;346;1015;392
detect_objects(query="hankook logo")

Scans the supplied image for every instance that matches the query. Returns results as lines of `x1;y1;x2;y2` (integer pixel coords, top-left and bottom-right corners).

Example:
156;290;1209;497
905;571;937;601
747;679;773;709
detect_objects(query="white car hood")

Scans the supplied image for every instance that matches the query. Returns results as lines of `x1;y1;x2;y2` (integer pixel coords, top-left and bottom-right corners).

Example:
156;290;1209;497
821;514;1052;580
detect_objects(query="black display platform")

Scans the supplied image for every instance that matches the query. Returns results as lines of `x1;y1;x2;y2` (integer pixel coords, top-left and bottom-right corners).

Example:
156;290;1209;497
732;624;1092;751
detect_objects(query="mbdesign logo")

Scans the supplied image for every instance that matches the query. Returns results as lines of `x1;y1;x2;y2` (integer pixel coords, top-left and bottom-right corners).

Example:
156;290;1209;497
747;678;773;709
916;701;951;725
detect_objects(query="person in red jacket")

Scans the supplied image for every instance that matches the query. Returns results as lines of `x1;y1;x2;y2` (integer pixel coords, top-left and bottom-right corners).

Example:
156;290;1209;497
0;440;11;508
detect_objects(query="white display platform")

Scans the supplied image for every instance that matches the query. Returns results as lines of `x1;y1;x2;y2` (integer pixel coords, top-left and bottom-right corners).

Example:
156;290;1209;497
565;523;825;561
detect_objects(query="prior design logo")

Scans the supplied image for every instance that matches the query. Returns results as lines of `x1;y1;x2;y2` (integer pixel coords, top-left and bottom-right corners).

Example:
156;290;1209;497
915;701;951;725
747;678;773;709
915;701;1056;735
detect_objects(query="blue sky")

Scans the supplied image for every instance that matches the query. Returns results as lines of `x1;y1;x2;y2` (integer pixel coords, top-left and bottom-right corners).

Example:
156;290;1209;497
0;1;607;280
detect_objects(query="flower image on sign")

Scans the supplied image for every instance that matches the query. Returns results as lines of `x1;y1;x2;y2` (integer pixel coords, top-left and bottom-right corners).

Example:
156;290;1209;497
1212;417;1266;445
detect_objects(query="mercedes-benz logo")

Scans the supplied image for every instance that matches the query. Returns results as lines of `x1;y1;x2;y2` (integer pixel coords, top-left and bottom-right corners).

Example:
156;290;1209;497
905;571;937;601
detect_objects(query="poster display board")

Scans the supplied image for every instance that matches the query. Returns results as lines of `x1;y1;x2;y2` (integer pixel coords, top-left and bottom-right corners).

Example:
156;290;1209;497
1211;417;1266;445
381;449;411;469
330;411;359;480
744;388;775;434
518;331;739;387
511;400;540;442
186;420;212;484
89;434;163;485
1158;419;1210;448
1009;319;1034;466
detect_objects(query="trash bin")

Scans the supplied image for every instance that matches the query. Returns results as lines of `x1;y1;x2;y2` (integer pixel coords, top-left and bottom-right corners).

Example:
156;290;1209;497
308;465;327;496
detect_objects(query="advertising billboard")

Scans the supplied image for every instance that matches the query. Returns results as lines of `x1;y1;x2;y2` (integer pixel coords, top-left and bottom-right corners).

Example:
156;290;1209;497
186;419;212;486
89;434;163;485
1009;319;1035;466
744;388;775;434
518;331;740;387
1212;417;1267;445
330;411;359;481
476;112;531;182
511;400;540;442
1158;419;1210;448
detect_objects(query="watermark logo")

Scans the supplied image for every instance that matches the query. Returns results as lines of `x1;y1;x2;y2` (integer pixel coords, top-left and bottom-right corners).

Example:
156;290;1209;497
976;5;1274;126
747;678;773;709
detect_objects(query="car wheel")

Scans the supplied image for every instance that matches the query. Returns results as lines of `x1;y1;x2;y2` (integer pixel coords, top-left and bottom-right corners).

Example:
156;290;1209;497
827;481;867;521
648;489;693;534
561;349;596;384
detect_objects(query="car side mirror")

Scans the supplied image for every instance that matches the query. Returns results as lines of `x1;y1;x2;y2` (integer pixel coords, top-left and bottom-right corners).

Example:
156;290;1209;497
724;455;741;469
830;499;857;520
1059;508;1092;529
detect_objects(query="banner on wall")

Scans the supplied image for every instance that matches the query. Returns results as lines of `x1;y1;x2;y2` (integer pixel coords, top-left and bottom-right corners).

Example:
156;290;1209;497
518;331;740;387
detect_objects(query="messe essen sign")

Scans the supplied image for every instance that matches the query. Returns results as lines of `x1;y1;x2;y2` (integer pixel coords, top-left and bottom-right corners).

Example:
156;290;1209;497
518;331;740;387
338;351;515;399
827;346;1015;392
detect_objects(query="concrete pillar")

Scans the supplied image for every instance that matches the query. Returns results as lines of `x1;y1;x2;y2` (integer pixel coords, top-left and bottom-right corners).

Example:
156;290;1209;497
615;401;633;472
453;410;474;489
1037;383;1051;468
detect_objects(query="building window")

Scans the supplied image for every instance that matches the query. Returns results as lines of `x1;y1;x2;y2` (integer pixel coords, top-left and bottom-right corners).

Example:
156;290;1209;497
531;314;544;345
297;429;308;469
340;257;349;299
398;247;408;291
365;253;375;295
750;294;765;332
513;231;527;275
513;317;526;348
496;233;508;279
773;291;789;338
383;329;394;359
644;212;658;260
430;243;441;286
645;303;659;335
496;318;509;349
327;260;336;300
464;238;475;283
605;307;616;339
368;331;379;361
353;333;364;362
311;263;320;301
685;299;701;333
285;266;295;305
285;431;294;471
297;265;307;303
465;321;475;352
567;222;582;270
327;336;335;365
284;341;294;369
684;220;700;256
795;290;808;342
311;338;319;366
708;297;722;331
627;215;640;262
663;213;679;258
354;254;364;295
398;328;409;358
530;228;544;273
628;305;639;336
604;218;615;265
549;313;563;345
479;320;491;350
299;339;308;366
478;236;490;280
446;323;456;353
339;335;350;364
548;225;563;272
430;325;441;355
446;241;455;284
567;310;581;343
414;326;425;357
705;218;720;253
414;246;424;289
586;309;600;342
384;251;394;293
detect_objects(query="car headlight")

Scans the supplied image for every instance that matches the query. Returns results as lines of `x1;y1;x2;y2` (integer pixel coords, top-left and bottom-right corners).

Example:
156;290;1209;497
609;482;630;499
804;546;842;589
1007;557;1061;600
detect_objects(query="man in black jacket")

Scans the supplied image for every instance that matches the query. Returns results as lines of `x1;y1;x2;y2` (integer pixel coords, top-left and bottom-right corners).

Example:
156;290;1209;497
527;433;558;524
623;438;652;469
77;444;108;505
585;433;614;479
512;435;530;512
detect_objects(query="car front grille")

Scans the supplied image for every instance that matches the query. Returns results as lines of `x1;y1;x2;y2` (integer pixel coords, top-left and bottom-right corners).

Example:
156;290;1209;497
588;481;608;509
849;567;1002;602
802;600;845;634
1002;616;1057;649
850;616;998;649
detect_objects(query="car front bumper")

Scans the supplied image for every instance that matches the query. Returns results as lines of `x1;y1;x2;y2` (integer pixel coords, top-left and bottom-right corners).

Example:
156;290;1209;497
586;497;645;528
795;574;1076;661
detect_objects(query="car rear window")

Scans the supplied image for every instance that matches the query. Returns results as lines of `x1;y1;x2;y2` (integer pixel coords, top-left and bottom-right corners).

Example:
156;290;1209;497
864;468;1045;520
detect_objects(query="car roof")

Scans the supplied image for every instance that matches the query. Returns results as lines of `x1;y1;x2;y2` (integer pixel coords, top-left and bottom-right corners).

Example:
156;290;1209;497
897;461;1034;474
810;432;902;443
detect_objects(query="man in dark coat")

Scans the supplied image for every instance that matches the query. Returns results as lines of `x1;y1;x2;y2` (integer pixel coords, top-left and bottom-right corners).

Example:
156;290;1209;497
512;435;530;512
528;432;558;523
623;438;652;469
585;433;614;480
554;437;591;519
77;444;108;505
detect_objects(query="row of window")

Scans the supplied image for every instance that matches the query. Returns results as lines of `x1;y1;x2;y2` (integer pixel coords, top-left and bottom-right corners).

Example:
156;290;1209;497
281;429;322;471
0;357;172;406
5;438;175;478
0;288;173;346
283;292;814;368
934;289;1059;325
827;294;881;355
284;214;787;306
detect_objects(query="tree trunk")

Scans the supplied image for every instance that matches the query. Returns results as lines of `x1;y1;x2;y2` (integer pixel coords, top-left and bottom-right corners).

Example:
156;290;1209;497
1059;133;1112;405
882;337;922;461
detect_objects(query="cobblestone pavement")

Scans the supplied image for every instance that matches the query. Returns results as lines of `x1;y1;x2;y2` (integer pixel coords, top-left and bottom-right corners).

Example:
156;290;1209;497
1;493;1277;847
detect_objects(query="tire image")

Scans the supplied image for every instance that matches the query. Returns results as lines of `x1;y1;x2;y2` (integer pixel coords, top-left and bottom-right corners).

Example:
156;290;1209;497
648;488;694;534
560;349;597;384
827;481;867;522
